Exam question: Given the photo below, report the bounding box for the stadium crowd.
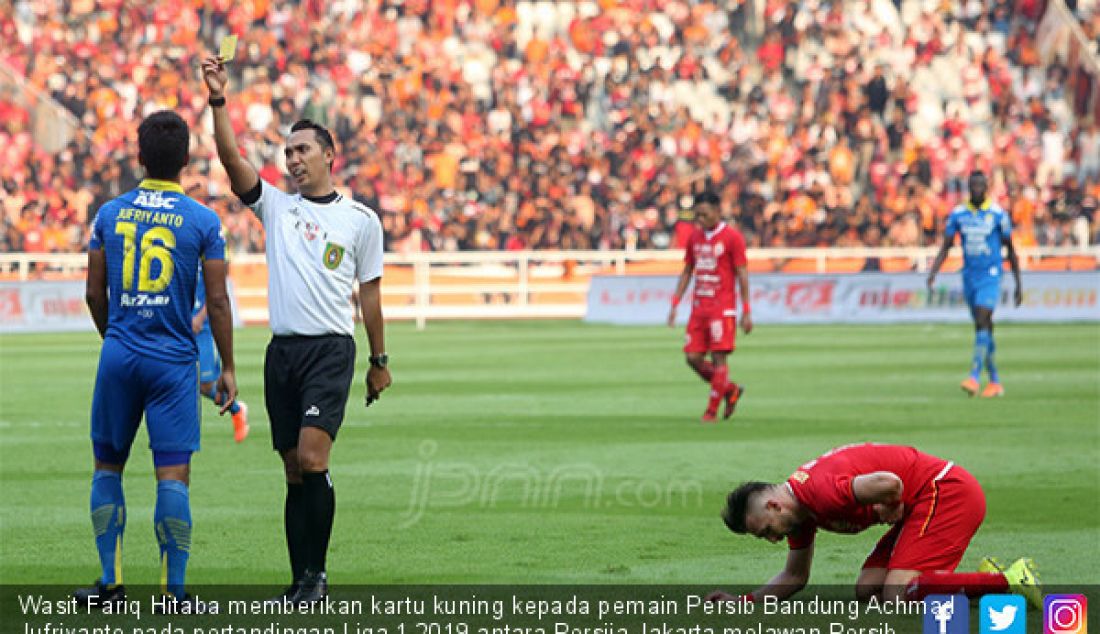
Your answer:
[1,0,1098,256]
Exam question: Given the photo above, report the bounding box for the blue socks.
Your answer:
[986,333,999,384]
[90,470,125,586]
[203,387,240,414]
[154,480,192,598]
[970,330,990,380]
[971,329,1000,383]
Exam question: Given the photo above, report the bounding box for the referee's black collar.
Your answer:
[301,191,340,204]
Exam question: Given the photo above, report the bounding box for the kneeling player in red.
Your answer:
[710,443,1041,607]
[668,191,752,422]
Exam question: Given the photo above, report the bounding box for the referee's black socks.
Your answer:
[284,482,308,583]
[301,470,336,576]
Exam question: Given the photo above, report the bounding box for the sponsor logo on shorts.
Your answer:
[305,405,321,417]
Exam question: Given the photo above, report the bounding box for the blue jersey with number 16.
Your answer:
[88,179,225,362]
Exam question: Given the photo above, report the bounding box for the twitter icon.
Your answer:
[981,594,1027,634]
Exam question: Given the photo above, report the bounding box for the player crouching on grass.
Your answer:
[667,191,752,422]
[709,443,1042,608]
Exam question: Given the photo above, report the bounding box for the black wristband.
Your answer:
[208,95,226,108]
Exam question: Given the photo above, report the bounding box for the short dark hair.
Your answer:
[137,111,189,180]
[721,481,772,533]
[290,119,336,153]
[695,190,721,207]
[969,170,987,182]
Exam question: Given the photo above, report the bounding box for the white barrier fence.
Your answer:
[586,271,1100,325]
[0,247,1096,332]
[0,280,244,333]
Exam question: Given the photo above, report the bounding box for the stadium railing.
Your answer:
[2,246,1096,327]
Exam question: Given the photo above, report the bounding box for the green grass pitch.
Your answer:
[1,321,1097,586]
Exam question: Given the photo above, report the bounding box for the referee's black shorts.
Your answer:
[264,334,356,451]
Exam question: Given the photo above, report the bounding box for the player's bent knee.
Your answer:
[854,568,887,601]
[296,448,329,472]
[881,569,921,602]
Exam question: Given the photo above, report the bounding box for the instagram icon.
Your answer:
[1045,595,1088,634]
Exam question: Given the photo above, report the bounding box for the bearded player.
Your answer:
[710,443,1041,607]
[667,191,752,422]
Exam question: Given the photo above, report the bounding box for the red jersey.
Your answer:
[685,223,748,315]
[784,443,951,549]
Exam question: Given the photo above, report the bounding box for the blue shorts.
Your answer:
[196,329,221,384]
[964,278,1001,310]
[91,338,200,457]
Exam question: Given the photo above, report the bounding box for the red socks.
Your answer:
[706,365,729,414]
[905,571,1009,599]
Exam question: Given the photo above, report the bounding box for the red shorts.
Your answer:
[861,464,985,572]
[684,311,736,354]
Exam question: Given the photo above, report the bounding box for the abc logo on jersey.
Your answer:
[1045,595,1087,634]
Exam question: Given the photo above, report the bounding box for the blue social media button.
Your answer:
[924,594,970,634]
[981,594,1027,634]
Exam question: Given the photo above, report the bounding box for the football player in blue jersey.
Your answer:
[77,111,237,605]
[193,266,249,442]
[928,171,1022,397]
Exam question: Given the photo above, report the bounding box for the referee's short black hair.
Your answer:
[721,481,772,534]
[137,111,189,180]
[291,119,336,153]
[695,190,721,207]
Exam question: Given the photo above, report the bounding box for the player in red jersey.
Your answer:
[709,443,1041,606]
[667,191,752,422]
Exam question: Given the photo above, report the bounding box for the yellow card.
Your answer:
[219,35,238,62]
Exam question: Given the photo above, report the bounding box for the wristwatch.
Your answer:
[369,354,389,369]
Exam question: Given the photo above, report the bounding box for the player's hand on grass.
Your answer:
[365,366,392,407]
[201,55,228,96]
[1014,285,1022,307]
[215,370,238,415]
[872,501,904,525]
[741,312,753,334]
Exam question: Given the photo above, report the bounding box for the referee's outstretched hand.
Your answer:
[365,366,392,407]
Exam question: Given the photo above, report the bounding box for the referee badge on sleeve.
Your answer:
[323,242,345,270]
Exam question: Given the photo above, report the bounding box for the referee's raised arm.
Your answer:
[201,55,259,196]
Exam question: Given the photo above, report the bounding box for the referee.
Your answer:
[202,55,391,601]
